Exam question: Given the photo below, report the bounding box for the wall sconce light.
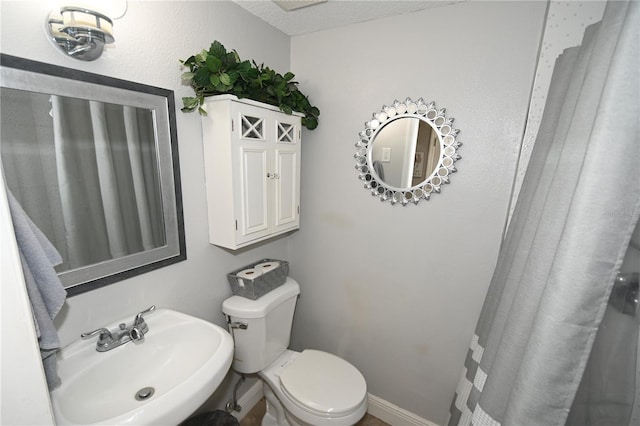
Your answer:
[46,6,114,61]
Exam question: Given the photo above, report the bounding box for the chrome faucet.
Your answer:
[81,305,156,352]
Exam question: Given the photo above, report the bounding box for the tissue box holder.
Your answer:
[227,259,289,300]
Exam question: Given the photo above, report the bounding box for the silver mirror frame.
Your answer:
[354,97,462,205]
[0,54,186,296]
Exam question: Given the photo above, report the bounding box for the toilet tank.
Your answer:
[222,277,300,374]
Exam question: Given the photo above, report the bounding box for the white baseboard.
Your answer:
[366,393,440,426]
[232,384,439,426]
[231,380,264,422]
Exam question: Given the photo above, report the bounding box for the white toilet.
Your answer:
[222,277,368,426]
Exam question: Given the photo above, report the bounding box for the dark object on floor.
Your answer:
[181,410,239,426]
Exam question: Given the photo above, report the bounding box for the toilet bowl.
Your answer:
[222,278,368,426]
[260,350,367,426]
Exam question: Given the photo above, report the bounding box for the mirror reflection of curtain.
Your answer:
[1,90,70,267]
[50,96,165,269]
[2,93,165,272]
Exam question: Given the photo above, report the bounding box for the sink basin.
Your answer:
[50,309,234,425]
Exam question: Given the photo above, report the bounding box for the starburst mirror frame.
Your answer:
[354,97,462,205]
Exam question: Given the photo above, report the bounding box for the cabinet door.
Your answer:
[272,117,300,234]
[234,105,270,245]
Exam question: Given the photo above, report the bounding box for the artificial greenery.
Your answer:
[180,41,320,130]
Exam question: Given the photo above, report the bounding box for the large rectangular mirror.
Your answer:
[0,54,186,296]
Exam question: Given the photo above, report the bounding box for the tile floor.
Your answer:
[239,398,389,426]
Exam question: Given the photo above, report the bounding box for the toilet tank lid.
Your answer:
[222,277,300,318]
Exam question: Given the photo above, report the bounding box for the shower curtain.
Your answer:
[50,96,164,268]
[449,1,639,425]
[1,95,164,271]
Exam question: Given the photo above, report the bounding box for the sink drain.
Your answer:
[135,387,155,401]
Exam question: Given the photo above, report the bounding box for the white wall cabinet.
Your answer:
[201,95,301,250]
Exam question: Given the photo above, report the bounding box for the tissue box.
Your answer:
[227,259,289,300]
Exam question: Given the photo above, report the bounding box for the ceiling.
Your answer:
[232,0,467,36]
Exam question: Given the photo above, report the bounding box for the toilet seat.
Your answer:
[279,350,367,417]
[260,350,368,425]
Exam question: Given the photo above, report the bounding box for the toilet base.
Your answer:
[262,382,294,426]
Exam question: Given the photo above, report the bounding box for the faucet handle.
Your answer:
[81,327,114,348]
[81,327,112,339]
[134,305,156,326]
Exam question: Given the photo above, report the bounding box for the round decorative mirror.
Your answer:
[354,97,461,205]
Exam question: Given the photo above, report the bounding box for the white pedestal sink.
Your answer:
[49,309,234,425]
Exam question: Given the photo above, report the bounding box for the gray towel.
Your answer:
[7,189,67,390]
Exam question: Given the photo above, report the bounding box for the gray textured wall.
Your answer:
[289,2,546,423]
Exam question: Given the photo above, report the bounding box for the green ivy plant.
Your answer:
[180,41,320,130]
